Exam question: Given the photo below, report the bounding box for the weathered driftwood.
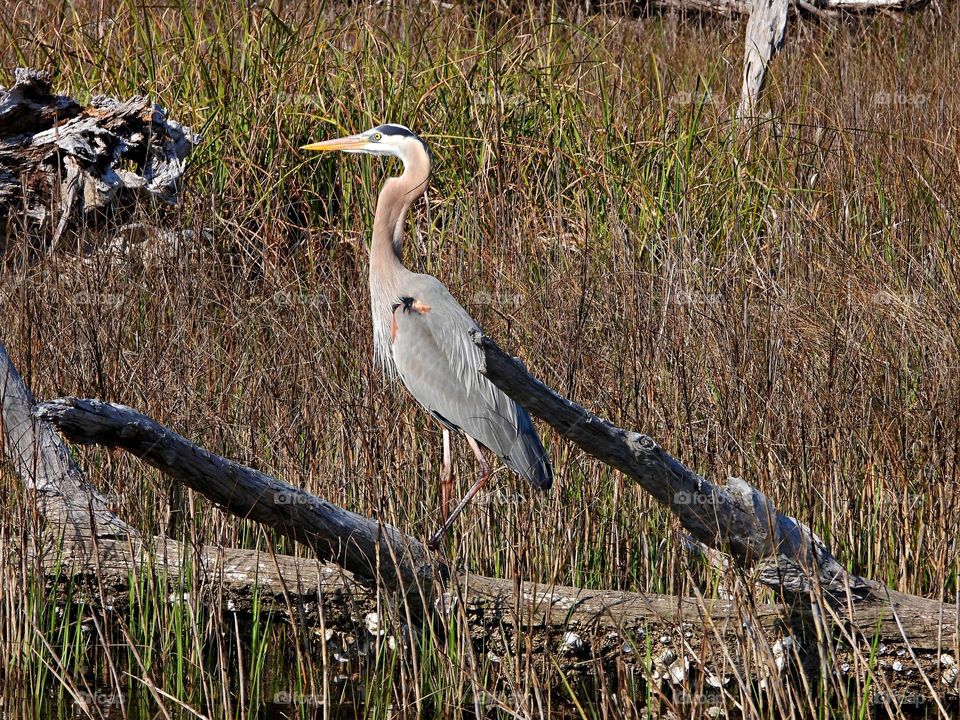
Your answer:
[1,336,956,701]
[592,0,927,121]
[0,68,197,242]
[739,0,789,118]
[727,0,928,121]
[30,396,439,603]
[0,340,803,667]
[23,355,959,653]
[472,332,945,614]
[0,341,371,629]
[0,335,133,542]
[650,0,927,14]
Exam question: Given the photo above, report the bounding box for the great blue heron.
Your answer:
[302,123,552,550]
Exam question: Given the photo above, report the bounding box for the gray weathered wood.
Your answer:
[0,341,133,540]
[650,0,926,14]
[1,340,361,604]
[30,378,959,654]
[472,331,883,607]
[1,339,953,698]
[33,396,440,601]
[739,0,789,118]
[0,68,197,243]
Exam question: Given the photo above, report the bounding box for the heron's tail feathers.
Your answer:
[505,405,553,490]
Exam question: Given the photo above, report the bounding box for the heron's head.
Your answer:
[301,124,429,169]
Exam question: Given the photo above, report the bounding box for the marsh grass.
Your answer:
[0,0,958,717]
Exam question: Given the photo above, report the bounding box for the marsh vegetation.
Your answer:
[0,1,958,717]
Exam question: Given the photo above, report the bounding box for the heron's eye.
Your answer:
[372,132,383,141]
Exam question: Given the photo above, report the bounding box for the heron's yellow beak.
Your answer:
[300,134,369,153]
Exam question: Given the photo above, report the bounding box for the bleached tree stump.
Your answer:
[739,0,789,118]
[650,0,927,14]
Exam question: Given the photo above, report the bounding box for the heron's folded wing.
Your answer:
[390,277,552,488]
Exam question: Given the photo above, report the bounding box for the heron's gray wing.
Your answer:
[390,276,552,490]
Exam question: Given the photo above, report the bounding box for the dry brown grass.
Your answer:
[1,1,958,716]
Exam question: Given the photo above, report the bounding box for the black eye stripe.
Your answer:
[375,124,416,138]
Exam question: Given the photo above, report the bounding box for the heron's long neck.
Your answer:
[369,156,429,370]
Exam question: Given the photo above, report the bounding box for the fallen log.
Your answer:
[28,396,438,602]
[472,334,960,662]
[0,339,807,696]
[23,349,960,651]
[0,68,198,244]
[473,333,866,605]
[0,330,133,542]
[1,330,956,703]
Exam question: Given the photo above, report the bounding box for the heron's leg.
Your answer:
[428,436,491,551]
[440,428,453,520]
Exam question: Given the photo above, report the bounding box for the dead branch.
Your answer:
[31,396,439,602]
[0,337,952,700]
[473,332,877,606]
[0,334,133,541]
[24,352,959,653]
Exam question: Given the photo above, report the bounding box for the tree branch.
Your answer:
[32,396,440,603]
[471,331,873,606]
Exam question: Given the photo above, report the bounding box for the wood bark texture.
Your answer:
[739,0,789,118]
[649,0,927,14]
[473,332,873,605]
[0,68,197,242]
[31,395,439,602]
[24,351,959,651]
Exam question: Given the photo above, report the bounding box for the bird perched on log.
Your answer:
[302,123,552,549]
